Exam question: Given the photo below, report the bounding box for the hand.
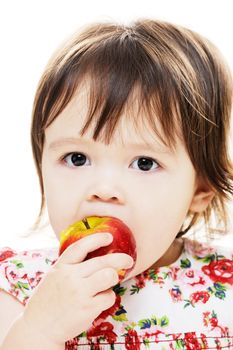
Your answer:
[22,233,134,346]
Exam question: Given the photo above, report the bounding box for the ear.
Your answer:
[189,177,215,213]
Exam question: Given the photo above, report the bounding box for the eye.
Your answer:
[60,153,159,171]
[130,156,159,172]
[62,152,90,167]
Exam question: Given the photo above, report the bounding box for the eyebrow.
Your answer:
[48,137,173,154]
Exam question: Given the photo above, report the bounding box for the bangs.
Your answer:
[43,29,181,151]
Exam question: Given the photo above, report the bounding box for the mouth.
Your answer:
[81,214,120,222]
[79,214,132,235]
[78,214,132,235]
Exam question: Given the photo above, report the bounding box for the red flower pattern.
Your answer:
[0,242,233,349]
[125,329,140,350]
[135,274,146,289]
[183,332,202,350]
[202,258,233,284]
[185,269,194,278]
[0,248,16,262]
[190,291,210,304]
[169,287,182,302]
[87,322,117,345]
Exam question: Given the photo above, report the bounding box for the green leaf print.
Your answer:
[162,272,169,279]
[130,284,140,294]
[211,310,217,318]
[113,284,127,296]
[207,286,214,295]
[148,269,159,280]
[17,281,30,290]
[184,300,192,308]
[180,258,191,268]
[213,282,227,291]
[143,338,150,348]
[112,312,128,322]
[212,283,227,300]
[138,318,152,329]
[215,290,226,299]
[137,315,169,330]
[159,316,169,327]
[45,258,54,265]
[175,339,185,349]
[198,254,216,263]
[124,324,135,332]
[77,331,87,338]
[15,281,30,296]
[216,254,225,261]
[151,316,158,325]
[11,260,24,269]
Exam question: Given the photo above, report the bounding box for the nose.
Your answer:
[87,184,124,204]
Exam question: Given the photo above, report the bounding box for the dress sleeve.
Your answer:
[0,246,58,305]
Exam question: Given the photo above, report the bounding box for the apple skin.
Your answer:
[59,216,137,281]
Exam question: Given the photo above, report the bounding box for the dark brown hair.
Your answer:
[30,19,233,236]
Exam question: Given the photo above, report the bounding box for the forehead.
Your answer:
[44,78,179,152]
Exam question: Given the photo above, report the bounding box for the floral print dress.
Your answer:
[0,237,233,349]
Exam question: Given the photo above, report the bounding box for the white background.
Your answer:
[0,0,232,250]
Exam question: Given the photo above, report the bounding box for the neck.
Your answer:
[150,237,184,270]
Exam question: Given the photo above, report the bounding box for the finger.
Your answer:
[57,233,113,264]
[85,267,120,296]
[92,289,116,315]
[77,253,134,278]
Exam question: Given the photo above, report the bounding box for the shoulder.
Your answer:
[183,236,233,272]
[183,236,233,260]
[0,246,58,305]
[181,237,233,296]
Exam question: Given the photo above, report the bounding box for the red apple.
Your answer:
[59,216,137,281]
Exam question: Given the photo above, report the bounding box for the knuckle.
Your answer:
[96,255,107,268]
[104,268,118,282]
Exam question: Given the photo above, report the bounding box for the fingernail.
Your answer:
[123,258,134,268]
[105,233,113,243]
[128,258,134,267]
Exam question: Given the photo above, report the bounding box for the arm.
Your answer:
[1,234,133,348]
[0,291,62,350]
[1,316,63,350]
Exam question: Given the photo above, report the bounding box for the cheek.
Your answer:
[132,173,195,249]
[41,163,79,237]
[136,173,194,218]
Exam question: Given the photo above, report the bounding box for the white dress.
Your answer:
[0,237,233,349]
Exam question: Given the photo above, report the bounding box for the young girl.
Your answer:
[0,18,233,350]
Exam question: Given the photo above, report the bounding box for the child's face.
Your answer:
[41,82,203,278]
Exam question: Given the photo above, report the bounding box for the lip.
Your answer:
[81,213,121,222]
[77,212,134,232]
[80,213,130,229]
